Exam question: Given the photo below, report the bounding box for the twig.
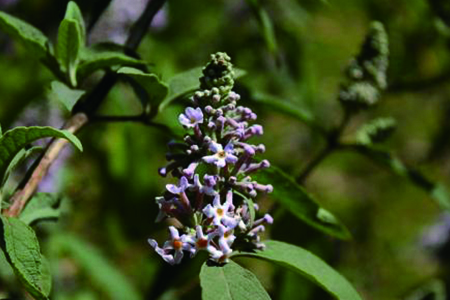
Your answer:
[4,113,88,217]
[2,0,167,217]
[295,108,351,184]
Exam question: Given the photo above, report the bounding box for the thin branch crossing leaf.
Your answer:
[0,126,82,184]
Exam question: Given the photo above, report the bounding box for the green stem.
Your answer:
[295,108,351,184]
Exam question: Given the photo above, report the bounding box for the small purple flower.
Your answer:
[203,142,238,168]
[192,226,221,256]
[148,226,194,265]
[166,176,189,194]
[203,194,238,228]
[201,175,218,196]
[179,107,204,128]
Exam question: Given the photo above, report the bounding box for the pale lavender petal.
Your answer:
[209,141,223,153]
[166,183,181,194]
[178,114,192,127]
[203,155,218,164]
[225,154,238,164]
[203,204,215,218]
[169,226,180,240]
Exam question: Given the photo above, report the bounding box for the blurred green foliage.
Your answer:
[1,0,450,299]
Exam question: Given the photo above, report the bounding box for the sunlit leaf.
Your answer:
[0,216,51,299]
[252,166,351,239]
[232,240,362,300]
[200,260,271,300]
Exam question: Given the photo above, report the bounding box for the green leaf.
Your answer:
[0,126,83,184]
[232,240,362,300]
[49,81,85,111]
[200,260,271,300]
[245,0,278,57]
[19,193,61,225]
[77,46,145,80]
[57,19,82,87]
[64,1,86,44]
[2,146,43,187]
[252,166,351,240]
[117,67,169,113]
[250,93,325,134]
[347,145,450,211]
[0,11,50,58]
[0,216,51,299]
[404,279,446,300]
[158,67,246,112]
[50,234,141,300]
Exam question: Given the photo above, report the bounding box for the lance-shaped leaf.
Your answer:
[50,234,141,300]
[252,166,351,239]
[0,126,82,184]
[345,144,450,211]
[49,81,85,111]
[2,146,43,188]
[57,19,82,87]
[0,216,51,300]
[64,1,86,44]
[0,12,50,58]
[117,67,169,114]
[77,46,145,80]
[200,260,271,300]
[245,0,279,58]
[19,193,61,226]
[158,67,247,112]
[250,92,325,134]
[232,240,362,300]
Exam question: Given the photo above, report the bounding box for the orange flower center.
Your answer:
[173,239,183,250]
[197,238,208,248]
[216,208,224,216]
[217,150,226,158]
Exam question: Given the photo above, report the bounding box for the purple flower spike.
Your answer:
[150,53,273,265]
[203,142,238,168]
[179,107,204,128]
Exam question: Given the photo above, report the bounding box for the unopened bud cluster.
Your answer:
[339,21,389,111]
[148,53,273,265]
